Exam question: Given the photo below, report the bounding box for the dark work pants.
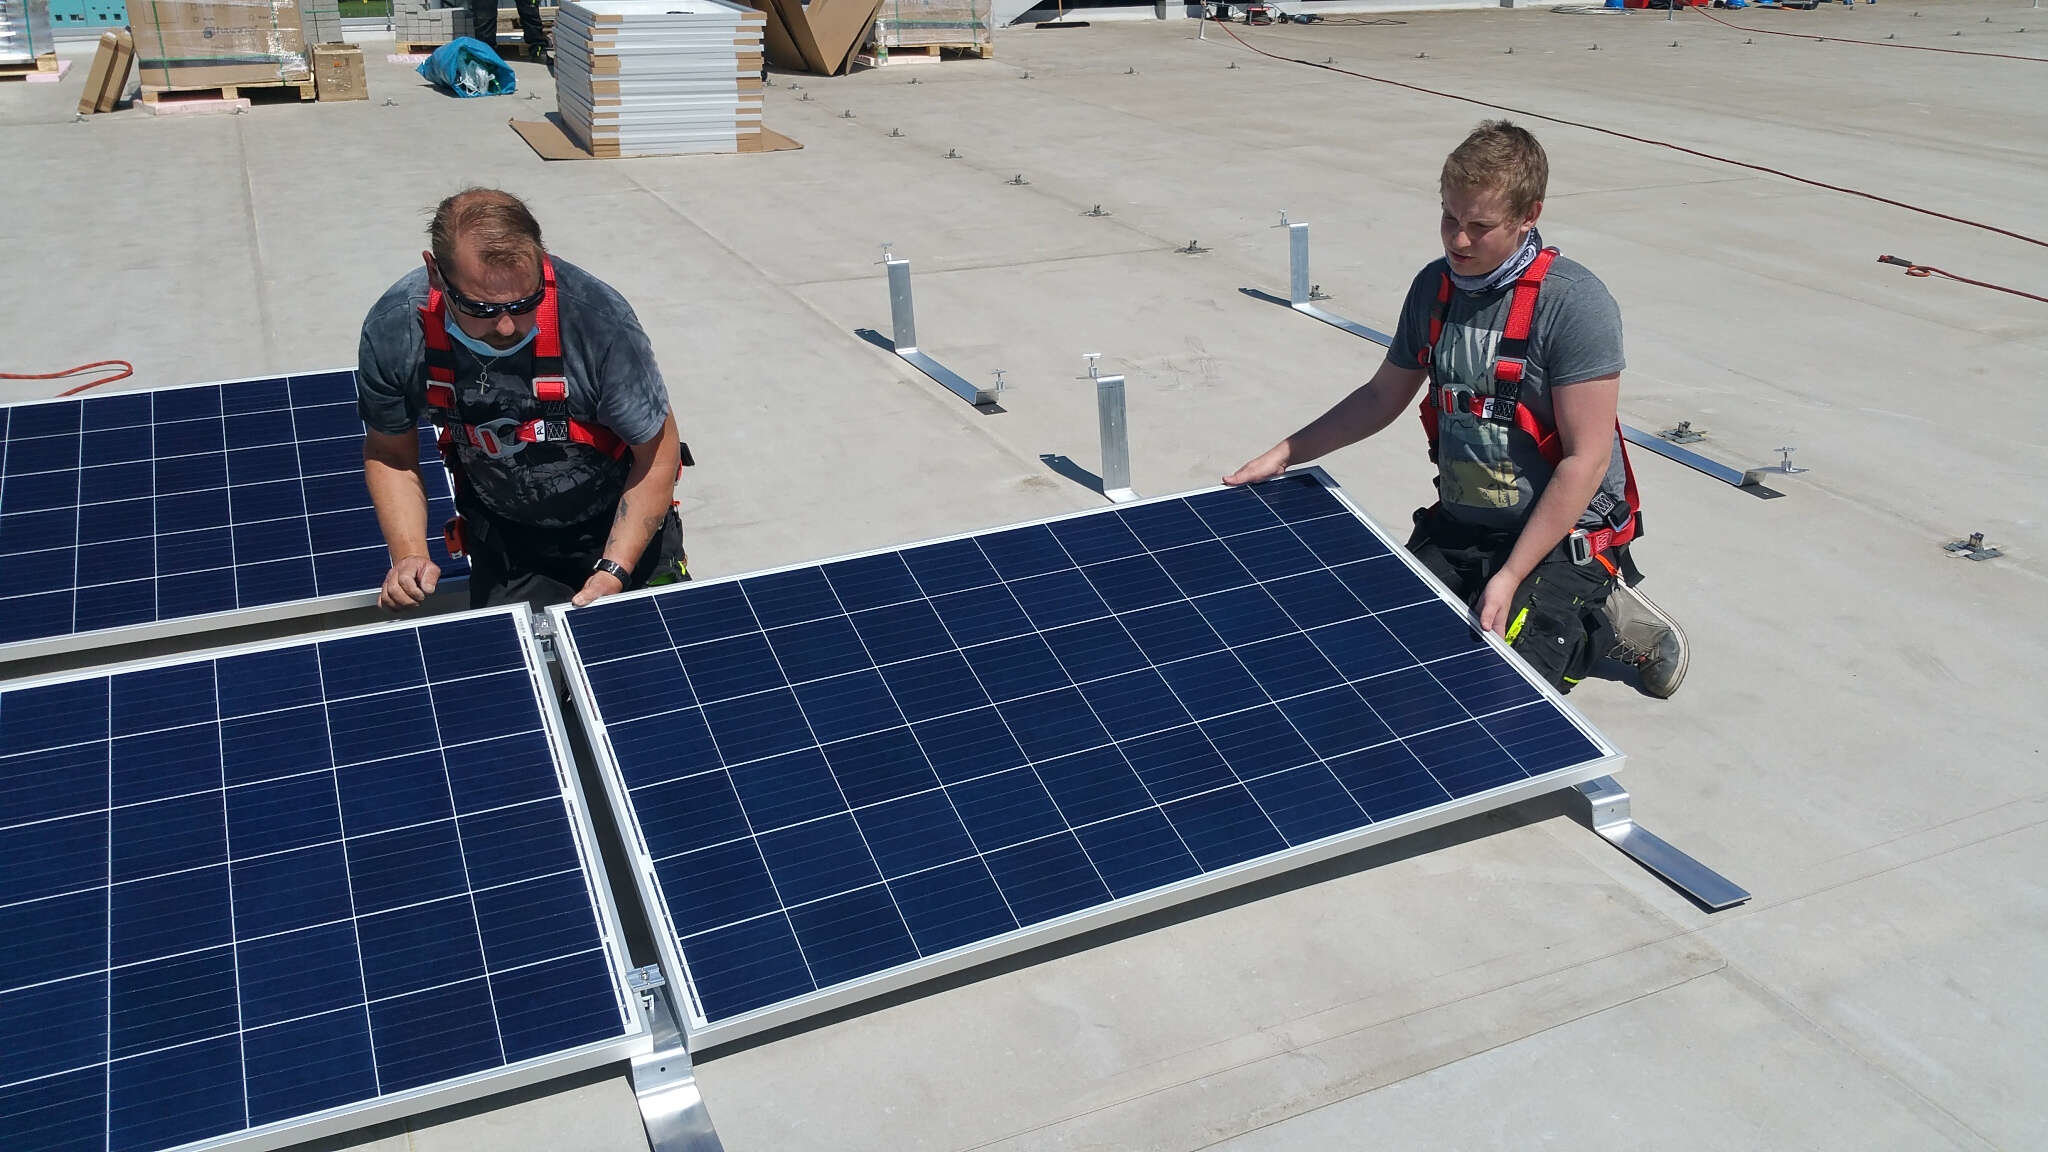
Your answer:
[1404,507,1623,693]
[461,500,688,612]
[471,0,547,50]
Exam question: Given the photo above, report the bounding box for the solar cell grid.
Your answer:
[557,471,1617,1047]
[0,608,640,1152]
[0,371,466,658]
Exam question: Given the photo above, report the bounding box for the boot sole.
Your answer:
[1618,581,1688,697]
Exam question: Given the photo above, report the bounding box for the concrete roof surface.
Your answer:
[3,2,2043,1148]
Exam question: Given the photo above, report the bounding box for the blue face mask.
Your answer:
[443,306,538,359]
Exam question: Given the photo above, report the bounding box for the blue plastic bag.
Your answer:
[417,37,516,98]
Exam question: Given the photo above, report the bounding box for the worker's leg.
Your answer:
[468,0,497,48]
[517,0,547,50]
[1500,551,1615,693]
[457,506,578,610]
[1404,506,1496,603]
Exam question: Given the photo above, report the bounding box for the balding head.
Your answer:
[428,188,545,275]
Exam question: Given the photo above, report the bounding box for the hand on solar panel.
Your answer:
[1477,568,1517,636]
[1222,441,1291,487]
[380,553,441,610]
[571,566,626,607]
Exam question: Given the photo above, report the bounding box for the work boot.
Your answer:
[1604,581,1688,699]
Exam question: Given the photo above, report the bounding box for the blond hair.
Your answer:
[1440,120,1548,219]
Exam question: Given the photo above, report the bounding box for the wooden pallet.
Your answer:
[0,53,60,81]
[397,41,454,54]
[139,77,317,106]
[873,41,991,60]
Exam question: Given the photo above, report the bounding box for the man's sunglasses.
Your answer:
[444,279,546,319]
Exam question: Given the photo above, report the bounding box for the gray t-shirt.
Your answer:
[357,257,670,528]
[1387,254,1628,533]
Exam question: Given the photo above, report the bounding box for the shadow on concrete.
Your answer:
[1040,452,1104,496]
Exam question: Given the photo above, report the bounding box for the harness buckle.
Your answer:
[466,417,527,459]
[1567,528,1594,566]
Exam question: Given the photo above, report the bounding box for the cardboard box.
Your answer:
[130,0,309,90]
[312,41,364,99]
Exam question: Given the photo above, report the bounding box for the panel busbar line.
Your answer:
[0,369,466,663]
[0,606,646,1152]
[553,469,1620,1049]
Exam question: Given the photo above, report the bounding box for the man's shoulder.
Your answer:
[364,267,432,335]
[1536,254,1614,302]
[550,256,637,326]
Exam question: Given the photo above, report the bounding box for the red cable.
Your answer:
[1215,21,2048,249]
[0,361,136,397]
[1878,256,2048,304]
[1687,6,2046,63]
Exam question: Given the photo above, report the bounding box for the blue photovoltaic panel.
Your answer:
[0,608,639,1152]
[0,371,466,656]
[556,471,1618,1046]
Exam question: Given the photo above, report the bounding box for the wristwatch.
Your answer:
[591,557,632,585]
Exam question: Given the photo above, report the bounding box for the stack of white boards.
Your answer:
[554,0,767,157]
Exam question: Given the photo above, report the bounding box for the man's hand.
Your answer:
[1477,569,1521,637]
[572,567,626,607]
[380,554,440,611]
[1224,443,1291,487]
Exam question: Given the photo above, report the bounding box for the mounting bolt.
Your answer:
[1083,203,1111,217]
[1309,283,1329,300]
[842,108,856,118]
[1505,45,1513,53]
[889,127,904,137]
[1019,70,1032,78]
[1125,65,1137,74]
[908,75,920,84]
[1227,60,1238,68]
[1415,50,1426,58]
[1175,239,1209,255]
[1081,353,1102,380]
[1323,55,1335,63]
[801,92,812,101]
[943,147,960,158]
[992,369,1008,393]
[1008,173,1030,185]
[1775,446,1797,471]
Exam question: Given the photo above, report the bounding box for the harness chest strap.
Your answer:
[1413,247,1643,550]
[418,256,629,462]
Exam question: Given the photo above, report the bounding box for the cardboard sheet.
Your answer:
[510,113,800,159]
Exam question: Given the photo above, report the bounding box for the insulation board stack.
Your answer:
[395,0,470,45]
[0,0,53,64]
[299,0,344,47]
[554,0,766,158]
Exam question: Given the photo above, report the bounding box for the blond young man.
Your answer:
[1228,121,1685,697]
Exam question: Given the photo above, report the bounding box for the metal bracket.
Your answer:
[1083,355,1138,503]
[1945,532,2002,561]
[1566,776,1749,911]
[1619,425,1786,499]
[883,251,1000,407]
[629,966,726,1152]
[1657,420,1705,444]
[1278,214,1395,345]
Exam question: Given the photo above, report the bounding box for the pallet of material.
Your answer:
[553,0,767,157]
[0,0,53,68]
[873,0,987,50]
[139,76,318,105]
[0,51,55,78]
[75,27,133,112]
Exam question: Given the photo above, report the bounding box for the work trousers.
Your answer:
[1404,507,1628,694]
[461,499,688,611]
[471,0,547,50]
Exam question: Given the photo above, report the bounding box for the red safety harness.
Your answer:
[420,256,630,466]
[1415,247,1643,558]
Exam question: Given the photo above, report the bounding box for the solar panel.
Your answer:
[0,606,645,1152]
[0,370,466,661]
[552,468,1620,1049]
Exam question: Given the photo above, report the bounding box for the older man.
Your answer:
[356,187,686,611]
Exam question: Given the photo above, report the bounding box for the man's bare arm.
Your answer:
[573,411,682,607]
[363,427,439,610]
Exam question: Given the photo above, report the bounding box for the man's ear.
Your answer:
[1522,200,1545,231]
[423,251,444,292]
